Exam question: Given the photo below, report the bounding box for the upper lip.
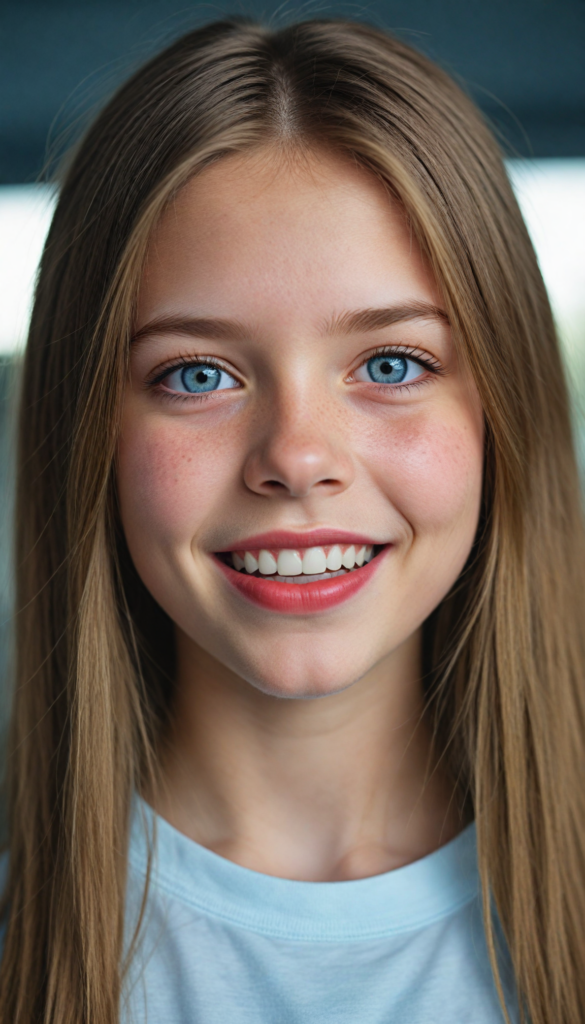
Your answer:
[214,529,385,552]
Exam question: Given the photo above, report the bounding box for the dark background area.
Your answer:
[2,0,585,184]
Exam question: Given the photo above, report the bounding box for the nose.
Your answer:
[243,404,354,500]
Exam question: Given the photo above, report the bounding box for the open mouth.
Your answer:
[213,539,387,613]
[215,543,382,583]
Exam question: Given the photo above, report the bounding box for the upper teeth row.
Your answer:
[232,545,374,575]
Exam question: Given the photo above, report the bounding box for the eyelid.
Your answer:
[358,344,442,371]
[349,344,445,382]
[144,354,242,390]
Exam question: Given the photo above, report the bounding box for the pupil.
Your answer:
[380,361,392,374]
[196,370,208,383]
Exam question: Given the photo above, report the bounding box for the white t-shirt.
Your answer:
[123,799,517,1023]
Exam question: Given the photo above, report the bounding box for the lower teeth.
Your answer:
[270,568,350,584]
[235,567,355,583]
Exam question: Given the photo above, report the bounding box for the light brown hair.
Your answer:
[1,18,584,1023]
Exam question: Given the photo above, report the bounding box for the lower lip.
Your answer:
[213,548,388,614]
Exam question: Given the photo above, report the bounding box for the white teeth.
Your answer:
[234,543,377,576]
[302,547,327,574]
[325,545,342,571]
[258,549,277,575]
[277,549,302,576]
[341,545,356,569]
[244,551,259,574]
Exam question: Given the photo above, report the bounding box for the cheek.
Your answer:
[117,410,238,546]
[363,405,484,539]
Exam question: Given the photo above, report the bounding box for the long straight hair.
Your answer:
[1,19,584,1023]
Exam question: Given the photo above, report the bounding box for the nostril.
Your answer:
[261,477,342,495]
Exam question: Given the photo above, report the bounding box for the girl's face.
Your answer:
[119,148,484,698]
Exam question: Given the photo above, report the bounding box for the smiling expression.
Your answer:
[117,147,484,697]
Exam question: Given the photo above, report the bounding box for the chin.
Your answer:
[236,647,370,700]
[252,676,358,701]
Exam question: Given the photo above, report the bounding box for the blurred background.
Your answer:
[1,0,584,695]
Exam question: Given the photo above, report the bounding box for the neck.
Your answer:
[150,629,463,881]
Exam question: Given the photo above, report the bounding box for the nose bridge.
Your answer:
[243,375,353,499]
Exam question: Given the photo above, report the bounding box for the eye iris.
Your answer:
[181,364,221,393]
[367,355,407,384]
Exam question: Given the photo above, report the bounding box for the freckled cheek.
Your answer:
[117,413,240,544]
[362,414,484,533]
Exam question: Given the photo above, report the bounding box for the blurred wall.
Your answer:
[2,0,585,184]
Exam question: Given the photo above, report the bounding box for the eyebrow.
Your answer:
[132,301,449,345]
[324,301,450,335]
[132,315,249,344]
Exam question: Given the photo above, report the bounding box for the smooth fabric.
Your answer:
[123,799,516,1023]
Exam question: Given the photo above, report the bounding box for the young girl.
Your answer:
[1,18,584,1024]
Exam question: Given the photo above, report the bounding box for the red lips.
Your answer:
[213,528,380,553]
[214,545,387,614]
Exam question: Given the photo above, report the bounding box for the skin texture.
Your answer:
[118,147,484,880]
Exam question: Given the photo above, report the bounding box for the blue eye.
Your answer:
[163,363,238,394]
[354,354,425,385]
[367,355,407,383]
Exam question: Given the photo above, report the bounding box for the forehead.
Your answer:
[137,146,441,331]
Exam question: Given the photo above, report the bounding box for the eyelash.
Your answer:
[144,344,445,402]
